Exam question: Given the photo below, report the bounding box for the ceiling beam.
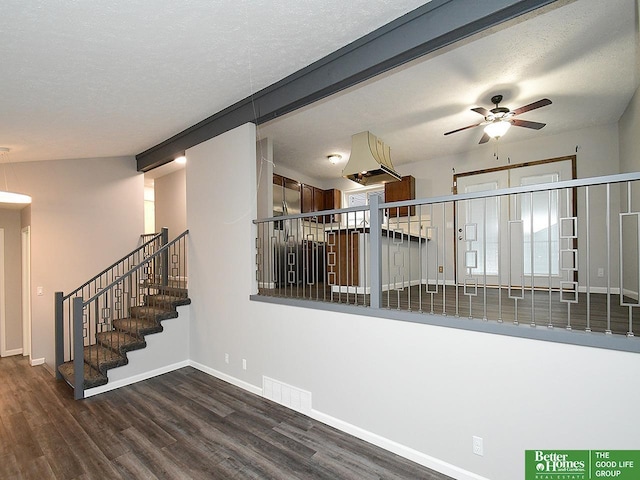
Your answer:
[136,0,558,172]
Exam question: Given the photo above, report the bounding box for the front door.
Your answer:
[455,158,575,291]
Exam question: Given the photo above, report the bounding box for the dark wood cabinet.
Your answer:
[384,175,415,217]
[301,184,325,215]
[275,175,341,222]
[301,183,314,214]
[322,189,342,223]
[301,184,341,222]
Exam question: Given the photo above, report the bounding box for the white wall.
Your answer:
[12,156,144,369]
[185,123,640,480]
[154,168,187,239]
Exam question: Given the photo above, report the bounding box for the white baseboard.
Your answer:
[1,347,23,357]
[623,288,639,301]
[84,360,190,398]
[188,360,262,396]
[309,409,489,480]
[193,366,483,480]
[30,357,45,366]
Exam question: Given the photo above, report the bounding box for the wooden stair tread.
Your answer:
[113,317,163,337]
[58,361,108,389]
[84,344,127,374]
[143,283,189,297]
[96,331,146,353]
[130,305,178,321]
[144,294,191,307]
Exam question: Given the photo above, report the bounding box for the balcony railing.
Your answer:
[253,172,640,352]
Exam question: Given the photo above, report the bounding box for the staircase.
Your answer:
[58,285,190,390]
[55,229,190,399]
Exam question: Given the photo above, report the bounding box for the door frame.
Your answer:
[0,228,6,357]
[21,226,31,358]
[452,155,577,285]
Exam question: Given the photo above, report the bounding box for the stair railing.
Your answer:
[62,229,188,399]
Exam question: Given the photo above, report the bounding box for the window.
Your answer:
[520,173,560,276]
[346,189,384,227]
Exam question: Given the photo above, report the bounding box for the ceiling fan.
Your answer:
[444,94,552,144]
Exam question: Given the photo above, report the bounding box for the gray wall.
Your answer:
[154,168,187,240]
[0,208,23,353]
[186,123,640,480]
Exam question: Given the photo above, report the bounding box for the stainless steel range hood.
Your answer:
[342,131,401,185]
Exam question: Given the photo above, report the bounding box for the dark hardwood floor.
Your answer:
[0,355,452,480]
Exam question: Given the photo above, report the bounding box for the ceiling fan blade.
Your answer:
[471,107,489,116]
[478,132,490,144]
[444,122,484,136]
[511,119,546,130]
[512,98,552,115]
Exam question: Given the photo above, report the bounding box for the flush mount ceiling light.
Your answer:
[0,148,31,205]
[327,154,342,165]
[484,119,511,139]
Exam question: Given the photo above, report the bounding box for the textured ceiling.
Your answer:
[0,0,429,162]
[260,0,640,180]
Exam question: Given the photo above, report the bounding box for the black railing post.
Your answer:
[161,227,169,286]
[55,292,64,380]
[72,297,85,400]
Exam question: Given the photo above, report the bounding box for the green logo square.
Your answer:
[526,450,588,479]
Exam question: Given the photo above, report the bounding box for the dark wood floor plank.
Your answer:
[75,409,130,461]
[112,451,160,480]
[34,422,85,479]
[21,455,57,480]
[0,452,23,480]
[118,426,188,480]
[4,412,45,470]
[0,355,453,480]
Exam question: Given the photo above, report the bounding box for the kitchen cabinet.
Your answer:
[322,189,341,223]
[301,184,341,222]
[301,184,325,215]
[384,175,415,217]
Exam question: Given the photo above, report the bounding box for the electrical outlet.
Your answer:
[242,359,247,370]
[473,436,483,456]
[438,265,443,273]
[597,268,604,278]
[224,353,229,364]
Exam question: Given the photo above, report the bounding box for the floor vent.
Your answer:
[262,376,312,415]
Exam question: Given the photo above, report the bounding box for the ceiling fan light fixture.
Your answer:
[484,120,511,138]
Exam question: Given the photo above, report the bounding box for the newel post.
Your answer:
[54,292,64,380]
[72,297,85,400]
